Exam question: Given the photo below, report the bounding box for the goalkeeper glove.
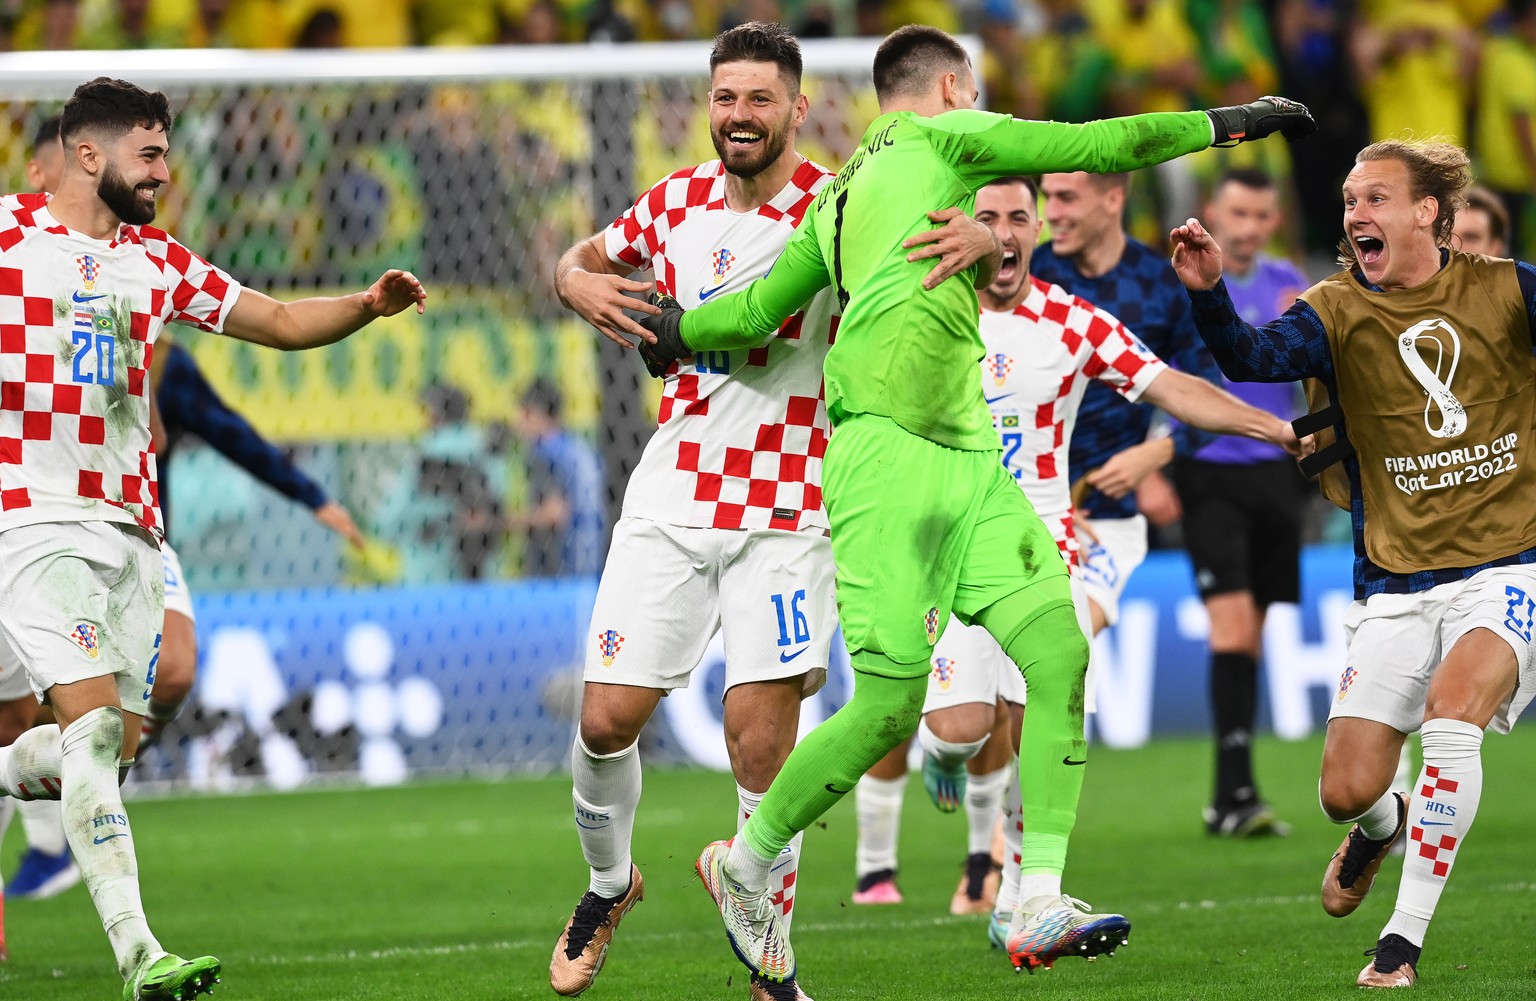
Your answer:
[1206,96,1315,147]
[637,293,689,378]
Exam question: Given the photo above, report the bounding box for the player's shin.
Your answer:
[731,667,926,889]
[986,599,1090,886]
[570,735,642,898]
[1382,718,1484,947]
[59,707,161,980]
[0,724,63,800]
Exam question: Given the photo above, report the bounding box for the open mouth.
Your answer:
[995,249,1019,281]
[727,129,762,148]
[1355,235,1385,265]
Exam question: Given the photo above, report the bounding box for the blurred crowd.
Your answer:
[2,0,1532,256]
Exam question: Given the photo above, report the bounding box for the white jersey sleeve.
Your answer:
[601,160,839,533]
[0,193,243,536]
[979,277,1166,564]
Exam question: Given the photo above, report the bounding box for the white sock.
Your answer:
[0,724,62,800]
[19,798,68,855]
[993,769,1023,919]
[739,785,803,932]
[1351,789,1404,840]
[570,735,641,899]
[724,836,775,893]
[854,774,905,878]
[1381,718,1484,947]
[964,764,1011,857]
[1018,872,1063,904]
[916,718,989,769]
[60,707,160,980]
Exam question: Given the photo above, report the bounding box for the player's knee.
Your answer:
[999,602,1088,697]
[0,698,35,746]
[1317,771,1382,824]
[578,709,645,756]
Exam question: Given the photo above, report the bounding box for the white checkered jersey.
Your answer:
[980,276,1166,565]
[605,158,837,533]
[0,193,242,535]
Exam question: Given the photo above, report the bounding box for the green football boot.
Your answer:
[123,953,221,1001]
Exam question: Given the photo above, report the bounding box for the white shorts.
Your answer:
[0,521,164,710]
[1330,565,1536,734]
[923,576,1096,714]
[1077,514,1148,628]
[162,541,196,623]
[583,518,833,697]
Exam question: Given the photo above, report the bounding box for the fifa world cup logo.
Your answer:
[931,657,958,691]
[596,629,625,667]
[1397,318,1466,439]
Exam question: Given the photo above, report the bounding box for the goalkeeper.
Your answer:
[640,24,1314,984]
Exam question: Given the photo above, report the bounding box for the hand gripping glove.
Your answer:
[1206,96,1316,147]
[637,293,688,378]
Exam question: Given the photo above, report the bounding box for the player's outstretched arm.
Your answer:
[901,208,1003,291]
[555,233,662,348]
[222,270,426,350]
[314,500,366,549]
[1139,369,1302,455]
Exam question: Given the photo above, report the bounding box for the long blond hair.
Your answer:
[1337,138,1473,268]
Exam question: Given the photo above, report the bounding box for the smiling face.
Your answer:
[1342,157,1441,290]
[1041,172,1121,260]
[975,179,1041,311]
[92,123,170,225]
[1205,179,1280,275]
[708,60,805,180]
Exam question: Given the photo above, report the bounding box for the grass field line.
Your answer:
[245,881,1536,969]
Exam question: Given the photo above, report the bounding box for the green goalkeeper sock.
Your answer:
[739,660,926,865]
[979,593,1089,877]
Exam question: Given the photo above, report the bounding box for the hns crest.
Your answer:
[931,657,958,691]
[70,622,100,660]
[596,628,626,667]
[1336,664,1358,702]
[710,248,736,286]
[76,254,100,291]
[924,606,940,645]
[985,353,1013,386]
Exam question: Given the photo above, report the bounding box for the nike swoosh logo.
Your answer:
[72,291,107,303]
[698,284,729,301]
[779,646,808,663]
[985,393,1014,404]
[1419,819,1453,826]
[93,833,128,844]
[575,818,607,830]
[824,783,851,795]
[1062,757,1087,766]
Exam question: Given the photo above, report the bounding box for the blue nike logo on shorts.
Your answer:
[779,646,807,663]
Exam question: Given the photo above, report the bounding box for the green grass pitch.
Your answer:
[2,730,1533,1000]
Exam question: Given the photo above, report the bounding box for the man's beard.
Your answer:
[98,163,157,225]
[711,121,790,180]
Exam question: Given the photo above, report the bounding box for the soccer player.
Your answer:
[1167,167,1309,838]
[639,24,1311,983]
[2,117,369,910]
[1451,184,1512,258]
[1031,170,1224,641]
[1172,138,1536,988]
[546,23,997,1001]
[0,77,424,1001]
[906,174,1301,950]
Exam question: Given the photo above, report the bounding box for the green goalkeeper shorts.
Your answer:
[823,414,1070,673]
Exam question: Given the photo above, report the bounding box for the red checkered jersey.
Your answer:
[980,276,1166,565]
[0,193,242,535]
[605,159,837,532]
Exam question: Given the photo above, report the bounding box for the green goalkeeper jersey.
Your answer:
[680,108,1213,451]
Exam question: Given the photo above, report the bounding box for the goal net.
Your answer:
[0,40,902,787]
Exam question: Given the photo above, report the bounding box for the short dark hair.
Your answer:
[522,377,564,419]
[873,25,970,102]
[986,175,1040,202]
[32,114,61,153]
[59,78,172,146]
[421,382,470,424]
[1462,184,1509,245]
[710,21,803,93]
[1214,166,1275,194]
